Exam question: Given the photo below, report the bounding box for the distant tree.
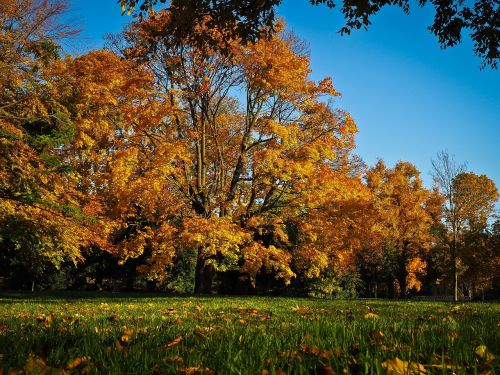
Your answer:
[452,172,498,232]
[432,151,499,300]
[431,150,466,301]
[366,160,443,298]
[460,226,499,298]
[452,172,498,297]
[118,0,499,68]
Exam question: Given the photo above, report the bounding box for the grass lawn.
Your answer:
[0,293,498,374]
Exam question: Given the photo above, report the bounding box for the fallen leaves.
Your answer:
[24,356,68,375]
[2,300,498,375]
[381,358,426,374]
[66,356,91,370]
[181,367,214,375]
[37,314,54,329]
[165,335,183,349]
[121,327,134,342]
[475,345,495,362]
[115,340,123,351]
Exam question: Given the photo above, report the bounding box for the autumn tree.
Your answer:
[430,150,467,301]
[97,13,362,293]
[451,172,498,297]
[119,0,499,68]
[366,160,443,298]
[0,0,110,288]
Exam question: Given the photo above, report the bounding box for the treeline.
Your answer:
[0,0,498,298]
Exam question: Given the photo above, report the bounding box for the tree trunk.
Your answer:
[398,273,408,299]
[194,250,215,294]
[398,245,408,299]
[194,250,204,294]
[452,234,458,302]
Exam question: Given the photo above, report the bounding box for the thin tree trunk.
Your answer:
[194,249,205,294]
[452,232,458,302]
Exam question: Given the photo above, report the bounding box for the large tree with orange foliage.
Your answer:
[90,13,362,293]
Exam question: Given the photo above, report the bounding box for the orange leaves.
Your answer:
[239,28,312,97]
[165,335,183,349]
[1,0,369,291]
[66,356,91,370]
[240,242,295,285]
[406,257,427,292]
[366,160,444,295]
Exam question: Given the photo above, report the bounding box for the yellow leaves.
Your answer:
[24,355,68,375]
[475,345,495,362]
[442,315,456,324]
[180,217,250,271]
[240,29,312,96]
[381,358,426,374]
[181,367,214,375]
[364,312,380,319]
[0,119,24,139]
[110,147,139,191]
[294,246,329,279]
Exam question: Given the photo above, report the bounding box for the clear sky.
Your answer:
[66,0,499,190]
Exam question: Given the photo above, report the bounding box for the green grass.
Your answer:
[0,293,498,374]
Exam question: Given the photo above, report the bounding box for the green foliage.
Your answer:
[307,269,363,299]
[0,216,57,285]
[25,112,76,152]
[163,249,197,294]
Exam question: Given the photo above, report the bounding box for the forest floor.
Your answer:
[0,293,498,374]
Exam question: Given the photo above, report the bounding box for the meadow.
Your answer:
[0,293,498,374]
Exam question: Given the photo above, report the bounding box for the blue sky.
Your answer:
[66,0,499,190]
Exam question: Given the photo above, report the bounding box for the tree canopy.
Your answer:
[119,0,499,68]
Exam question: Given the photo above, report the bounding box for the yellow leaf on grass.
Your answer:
[381,358,426,374]
[25,355,68,375]
[442,316,456,324]
[475,345,495,361]
[182,367,214,375]
[364,312,380,319]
